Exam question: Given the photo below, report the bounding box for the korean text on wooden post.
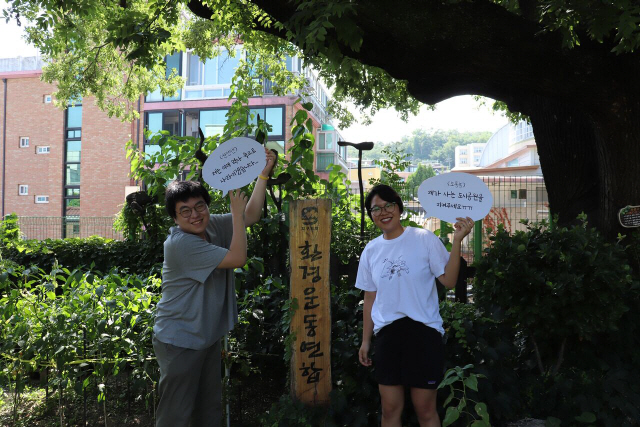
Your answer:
[289,199,332,405]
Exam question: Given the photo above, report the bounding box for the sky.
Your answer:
[0,6,507,143]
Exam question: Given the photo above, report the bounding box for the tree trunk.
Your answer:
[518,96,640,265]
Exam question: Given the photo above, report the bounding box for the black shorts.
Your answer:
[373,317,444,389]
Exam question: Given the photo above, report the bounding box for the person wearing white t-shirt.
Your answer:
[356,184,473,427]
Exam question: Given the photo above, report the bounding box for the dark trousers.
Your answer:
[153,336,222,427]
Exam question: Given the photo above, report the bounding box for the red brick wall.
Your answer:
[0,77,64,218]
[0,75,142,224]
[80,99,141,217]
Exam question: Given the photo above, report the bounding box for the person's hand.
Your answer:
[359,341,372,367]
[453,216,474,242]
[228,189,248,218]
[261,147,277,177]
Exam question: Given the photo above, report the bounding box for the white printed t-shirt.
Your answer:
[355,226,450,336]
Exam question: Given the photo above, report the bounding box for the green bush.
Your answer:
[1,237,163,277]
[473,216,640,425]
[0,265,160,424]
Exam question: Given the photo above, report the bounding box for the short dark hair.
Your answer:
[364,184,404,220]
[165,180,211,219]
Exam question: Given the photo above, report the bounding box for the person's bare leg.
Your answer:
[379,384,404,427]
[410,387,440,427]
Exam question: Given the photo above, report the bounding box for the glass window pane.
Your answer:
[223,88,232,97]
[204,89,222,98]
[249,108,265,127]
[166,52,181,78]
[326,132,333,150]
[185,90,202,99]
[65,199,80,217]
[266,107,283,136]
[66,140,81,162]
[67,130,75,138]
[200,109,228,138]
[266,140,285,155]
[66,164,80,185]
[218,51,239,84]
[188,53,201,85]
[145,144,161,156]
[204,58,217,85]
[148,113,163,134]
[162,111,180,135]
[285,55,293,71]
[67,105,82,128]
[319,133,326,150]
[200,109,228,126]
[146,88,162,102]
[75,130,82,138]
[203,125,224,138]
[66,188,80,196]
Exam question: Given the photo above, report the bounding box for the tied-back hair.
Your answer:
[165,180,211,219]
[364,184,404,220]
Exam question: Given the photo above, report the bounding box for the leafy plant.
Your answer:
[438,364,490,427]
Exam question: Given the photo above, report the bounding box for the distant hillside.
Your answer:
[348,128,493,167]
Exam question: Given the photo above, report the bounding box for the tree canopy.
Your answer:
[4,0,640,253]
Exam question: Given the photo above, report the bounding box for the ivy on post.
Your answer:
[289,199,332,405]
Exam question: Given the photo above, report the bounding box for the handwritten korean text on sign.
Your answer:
[202,137,266,192]
[418,172,493,223]
[289,199,332,405]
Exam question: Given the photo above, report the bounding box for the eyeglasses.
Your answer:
[370,202,397,217]
[178,201,208,218]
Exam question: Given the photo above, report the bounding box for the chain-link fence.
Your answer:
[15,216,123,240]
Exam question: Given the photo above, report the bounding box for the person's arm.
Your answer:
[437,216,474,289]
[244,148,276,226]
[217,190,249,269]
[358,290,376,366]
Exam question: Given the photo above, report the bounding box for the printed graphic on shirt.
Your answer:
[381,256,410,280]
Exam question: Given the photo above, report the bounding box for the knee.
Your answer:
[412,400,437,423]
[381,399,404,420]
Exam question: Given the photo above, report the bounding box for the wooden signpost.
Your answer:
[289,199,332,405]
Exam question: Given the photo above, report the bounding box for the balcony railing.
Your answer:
[316,152,348,172]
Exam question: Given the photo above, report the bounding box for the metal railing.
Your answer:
[343,176,549,264]
[14,217,124,240]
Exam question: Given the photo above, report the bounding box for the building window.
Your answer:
[145,110,181,155]
[474,147,483,153]
[19,185,28,195]
[507,158,519,167]
[459,149,467,155]
[64,103,82,221]
[185,49,240,99]
[318,131,334,150]
[20,137,29,148]
[146,52,182,102]
[37,146,51,154]
[510,189,527,199]
[43,94,52,104]
[460,158,467,164]
[512,120,534,143]
[35,195,49,203]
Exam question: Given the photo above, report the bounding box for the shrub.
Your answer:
[1,237,163,277]
[473,215,640,425]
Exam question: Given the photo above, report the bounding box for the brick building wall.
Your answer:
[1,76,64,217]
[0,73,141,224]
[80,99,142,217]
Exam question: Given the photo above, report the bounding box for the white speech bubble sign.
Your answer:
[202,137,266,192]
[417,172,493,223]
